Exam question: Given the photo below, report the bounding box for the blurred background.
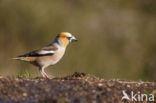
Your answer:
[0,0,156,81]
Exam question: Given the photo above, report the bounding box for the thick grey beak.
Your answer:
[70,36,78,42]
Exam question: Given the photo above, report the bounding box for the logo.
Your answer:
[121,90,154,102]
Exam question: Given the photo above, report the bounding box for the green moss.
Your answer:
[17,71,32,78]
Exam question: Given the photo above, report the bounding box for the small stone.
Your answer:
[23,93,27,97]
[127,85,130,88]
[98,83,103,87]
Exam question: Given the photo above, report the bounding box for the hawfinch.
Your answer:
[13,32,78,78]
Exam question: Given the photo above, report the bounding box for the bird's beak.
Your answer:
[70,36,78,42]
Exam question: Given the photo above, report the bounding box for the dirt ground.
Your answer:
[0,72,155,103]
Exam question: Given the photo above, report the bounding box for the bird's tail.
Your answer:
[11,57,35,62]
[12,57,20,60]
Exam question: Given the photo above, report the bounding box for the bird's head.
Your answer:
[55,32,78,47]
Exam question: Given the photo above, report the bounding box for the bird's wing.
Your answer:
[18,44,58,57]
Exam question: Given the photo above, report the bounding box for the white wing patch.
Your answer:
[39,50,55,55]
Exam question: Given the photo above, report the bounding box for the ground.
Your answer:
[0,72,155,103]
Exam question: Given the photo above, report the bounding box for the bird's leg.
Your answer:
[40,70,46,78]
[43,72,49,79]
[39,67,49,79]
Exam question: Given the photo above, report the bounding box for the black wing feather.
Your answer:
[18,44,58,57]
[18,51,54,57]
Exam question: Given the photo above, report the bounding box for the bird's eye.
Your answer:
[67,37,71,40]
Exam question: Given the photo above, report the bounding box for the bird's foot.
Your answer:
[40,71,50,79]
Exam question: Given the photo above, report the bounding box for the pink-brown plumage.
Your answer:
[13,32,77,78]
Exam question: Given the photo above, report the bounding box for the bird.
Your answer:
[12,32,78,78]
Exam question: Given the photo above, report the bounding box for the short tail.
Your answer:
[11,57,36,62]
[11,57,26,61]
[12,57,20,60]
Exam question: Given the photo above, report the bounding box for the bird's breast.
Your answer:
[36,47,66,67]
[51,47,66,64]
